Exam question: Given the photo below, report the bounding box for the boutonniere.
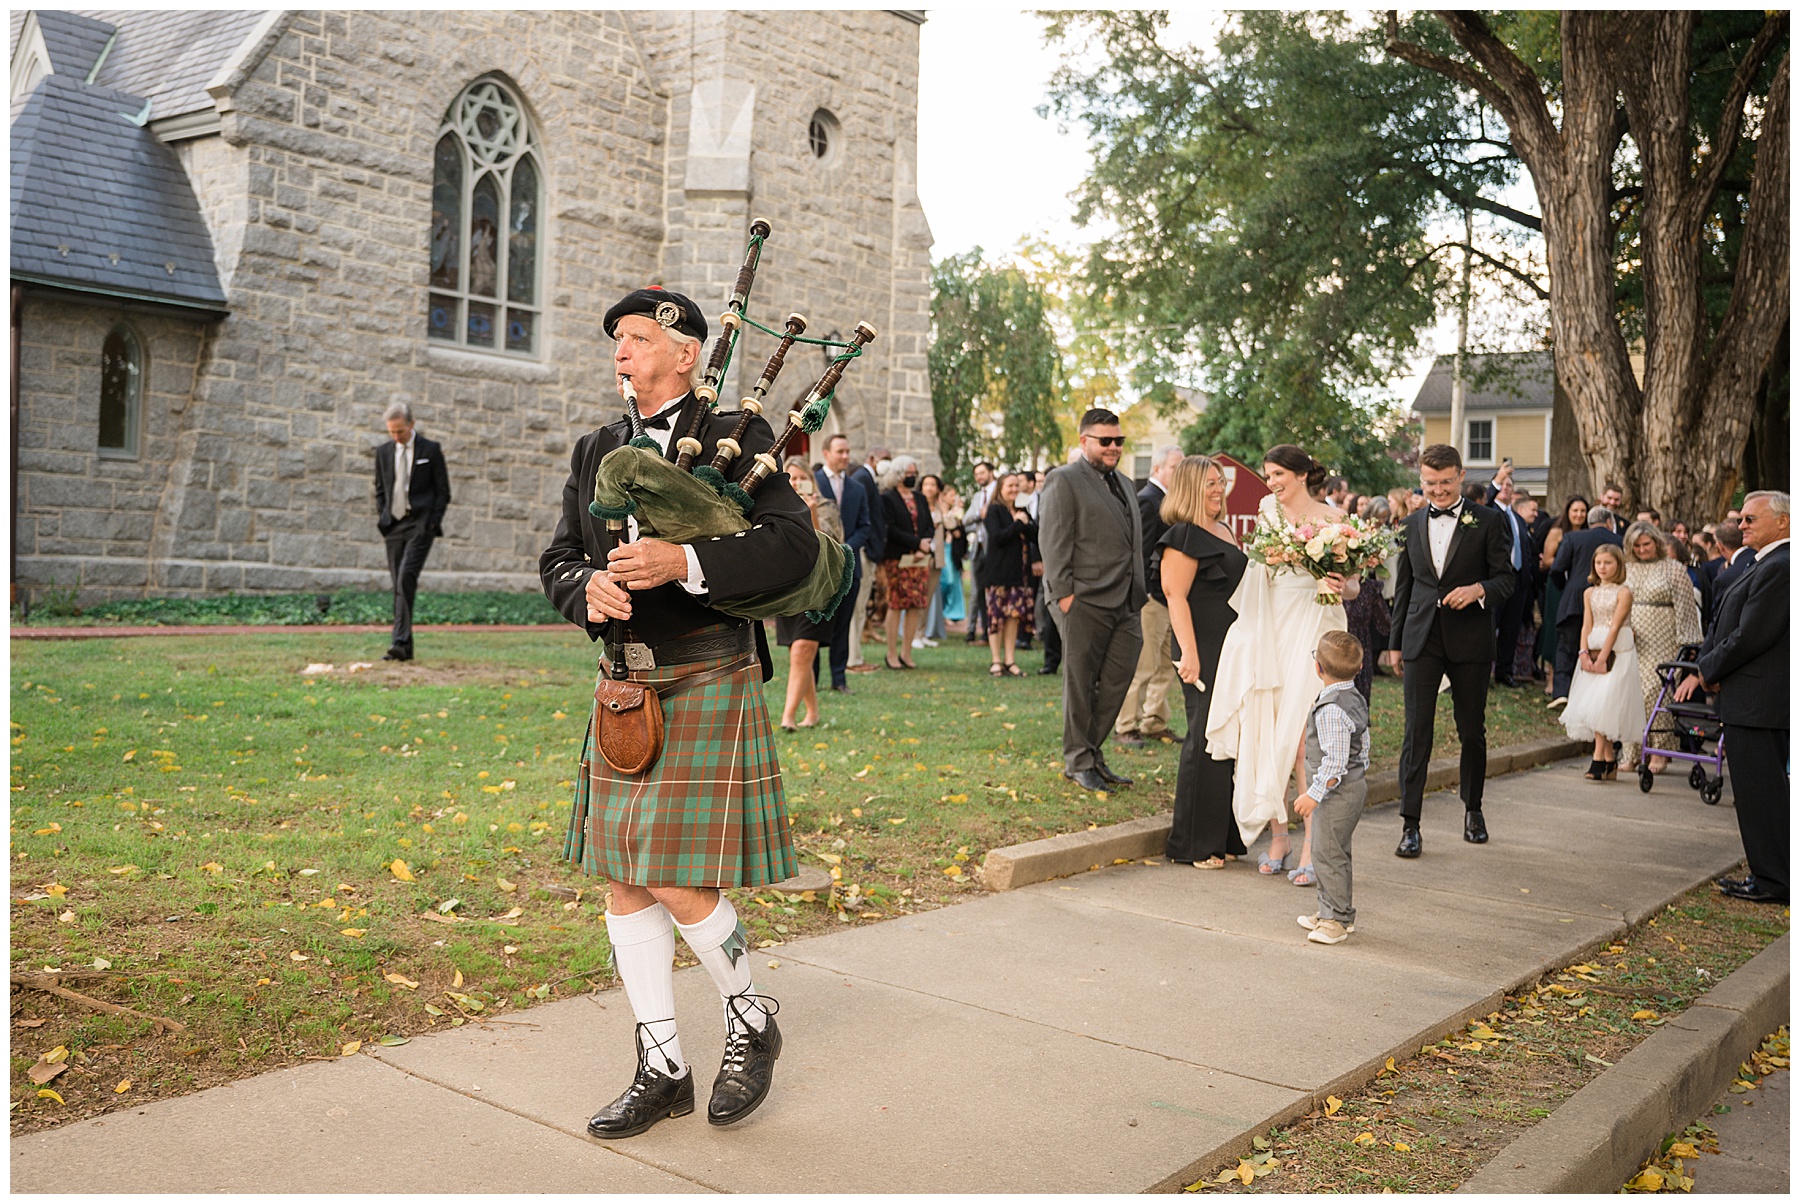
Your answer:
[1459,511,1477,528]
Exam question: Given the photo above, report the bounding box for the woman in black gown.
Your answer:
[1159,455,1250,868]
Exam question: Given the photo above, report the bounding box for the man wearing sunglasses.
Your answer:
[1038,408,1148,792]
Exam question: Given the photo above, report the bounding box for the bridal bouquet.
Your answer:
[1245,512,1398,605]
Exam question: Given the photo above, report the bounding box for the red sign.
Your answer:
[1213,453,1271,542]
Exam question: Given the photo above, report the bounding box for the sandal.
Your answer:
[989,663,1004,677]
[1258,852,1286,875]
[1584,759,1606,781]
[1191,856,1226,870]
[885,656,905,670]
[1002,662,1024,677]
[1603,761,1619,781]
[1289,864,1316,887]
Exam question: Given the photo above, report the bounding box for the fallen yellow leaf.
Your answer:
[1632,1009,1658,1021]
[452,968,464,989]
[339,928,367,938]
[1667,1141,1700,1159]
[1379,1056,1397,1076]
[1392,1141,1411,1152]
[1627,1169,1665,1191]
[114,1079,132,1094]
[389,859,414,882]
[107,865,138,875]
[1325,1095,1343,1116]
[43,1046,69,1064]
[341,1041,362,1057]
[384,973,420,990]
[290,951,310,962]
[201,862,224,875]
[44,883,67,897]
[122,749,136,762]
[1353,1132,1376,1147]
[36,1089,64,1105]
[1237,1163,1254,1186]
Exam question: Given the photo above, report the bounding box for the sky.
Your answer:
[913,8,1544,409]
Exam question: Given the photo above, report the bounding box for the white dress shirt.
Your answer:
[622,402,707,596]
[1755,537,1790,562]
[1427,501,1460,577]
[391,437,414,521]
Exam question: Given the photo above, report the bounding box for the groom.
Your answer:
[1388,444,1516,858]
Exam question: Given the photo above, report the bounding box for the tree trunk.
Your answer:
[1392,12,1789,521]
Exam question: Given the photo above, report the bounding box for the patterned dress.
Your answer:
[1623,555,1703,764]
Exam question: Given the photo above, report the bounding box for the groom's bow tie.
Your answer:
[1427,503,1460,520]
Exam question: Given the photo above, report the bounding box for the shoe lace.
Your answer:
[633,1019,683,1081]
[719,992,780,1074]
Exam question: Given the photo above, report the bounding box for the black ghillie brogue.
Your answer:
[708,993,782,1127]
[587,1023,694,1139]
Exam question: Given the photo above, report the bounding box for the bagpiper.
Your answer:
[540,285,814,1137]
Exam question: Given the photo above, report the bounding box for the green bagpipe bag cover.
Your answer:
[593,446,856,624]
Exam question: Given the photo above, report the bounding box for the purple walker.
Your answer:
[1638,643,1726,804]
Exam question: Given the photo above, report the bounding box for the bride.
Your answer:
[1204,444,1360,883]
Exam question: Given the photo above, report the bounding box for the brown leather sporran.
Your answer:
[594,678,665,775]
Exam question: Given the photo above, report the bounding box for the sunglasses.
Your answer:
[1085,435,1126,447]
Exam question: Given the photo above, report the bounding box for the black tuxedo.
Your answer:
[537,391,815,680]
[1138,481,1171,603]
[1491,504,1536,683]
[1697,542,1789,900]
[815,467,869,688]
[372,435,451,653]
[1710,547,1754,608]
[1389,501,1516,825]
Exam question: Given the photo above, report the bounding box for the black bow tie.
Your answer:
[1428,504,1461,520]
[640,411,674,432]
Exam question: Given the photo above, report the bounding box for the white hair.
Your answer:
[1156,444,1184,470]
[664,327,703,391]
[383,402,413,424]
[1745,490,1790,518]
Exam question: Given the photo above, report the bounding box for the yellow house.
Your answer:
[1412,351,1553,492]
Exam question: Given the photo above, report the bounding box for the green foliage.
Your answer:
[1043,11,1504,489]
[16,591,561,628]
[929,250,1066,487]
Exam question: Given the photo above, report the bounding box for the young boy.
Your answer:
[1295,630,1371,945]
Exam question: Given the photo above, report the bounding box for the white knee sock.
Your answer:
[604,905,686,1077]
[675,896,767,1032]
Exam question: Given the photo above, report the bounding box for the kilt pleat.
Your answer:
[563,638,797,888]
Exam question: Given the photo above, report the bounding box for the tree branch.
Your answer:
[1434,11,1565,162]
[1383,11,1515,119]
[1695,14,1788,218]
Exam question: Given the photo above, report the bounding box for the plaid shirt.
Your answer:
[1306,681,1371,803]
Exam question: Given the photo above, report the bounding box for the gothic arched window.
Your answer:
[428,79,541,356]
[98,325,142,459]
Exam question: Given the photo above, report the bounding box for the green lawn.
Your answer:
[10,626,1565,1128]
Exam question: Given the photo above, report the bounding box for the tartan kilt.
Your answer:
[563,634,797,888]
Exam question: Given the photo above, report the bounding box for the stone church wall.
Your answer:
[15,9,933,602]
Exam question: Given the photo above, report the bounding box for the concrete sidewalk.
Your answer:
[12,759,1754,1193]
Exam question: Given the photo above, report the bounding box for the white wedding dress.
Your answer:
[1205,495,1349,847]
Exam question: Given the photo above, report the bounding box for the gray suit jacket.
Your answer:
[1038,457,1147,613]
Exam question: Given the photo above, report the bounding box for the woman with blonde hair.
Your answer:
[1620,520,1702,773]
[1558,544,1643,781]
[772,457,841,731]
[1161,456,1250,868]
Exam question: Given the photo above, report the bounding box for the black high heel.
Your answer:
[1603,761,1619,781]
[1584,759,1606,781]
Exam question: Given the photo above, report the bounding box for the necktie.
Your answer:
[1509,513,1522,571]
[1428,504,1459,520]
[1103,469,1131,514]
[392,443,410,521]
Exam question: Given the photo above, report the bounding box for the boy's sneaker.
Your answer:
[1306,919,1351,944]
[1297,914,1354,935]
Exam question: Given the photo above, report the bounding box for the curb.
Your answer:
[1141,845,1753,1194]
[11,623,571,640]
[1458,932,1790,1194]
[980,736,1586,891]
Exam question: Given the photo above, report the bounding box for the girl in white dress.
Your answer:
[1559,544,1643,781]
[1205,446,1359,881]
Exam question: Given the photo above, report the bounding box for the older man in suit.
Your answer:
[1546,504,1622,707]
[374,402,451,661]
[815,434,871,693]
[1039,408,1147,792]
[1678,491,1790,903]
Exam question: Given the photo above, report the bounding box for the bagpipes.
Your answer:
[590,219,875,639]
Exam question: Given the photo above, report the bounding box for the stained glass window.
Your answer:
[428,79,540,356]
[98,326,141,458]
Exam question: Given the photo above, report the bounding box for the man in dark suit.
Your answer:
[1708,520,1753,604]
[374,403,451,661]
[1678,491,1789,903]
[1039,408,1147,792]
[1546,504,1622,705]
[815,434,870,693]
[843,447,888,672]
[1483,467,1536,688]
[1388,444,1516,857]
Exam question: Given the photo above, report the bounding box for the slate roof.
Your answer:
[11,72,226,310]
[31,10,113,79]
[80,9,263,120]
[1411,350,1555,414]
